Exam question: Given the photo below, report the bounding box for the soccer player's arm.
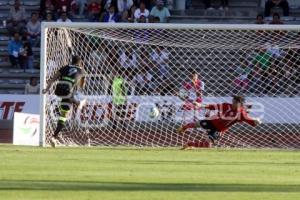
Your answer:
[42,70,61,94]
[78,73,86,90]
[241,109,261,126]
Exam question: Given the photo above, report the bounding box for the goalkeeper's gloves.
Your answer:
[254,118,262,126]
[193,102,207,109]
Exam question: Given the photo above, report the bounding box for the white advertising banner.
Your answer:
[13,112,40,146]
[0,95,39,120]
[59,96,300,125]
[1,94,299,124]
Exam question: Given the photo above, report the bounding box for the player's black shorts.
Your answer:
[199,120,220,143]
[55,82,72,97]
[55,82,79,112]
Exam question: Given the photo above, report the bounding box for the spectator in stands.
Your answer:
[133,68,153,95]
[103,0,116,10]
[166,0,174,10]
[24,77,40,94]
[119,47,138,81]
[131,5,138,22]
[117,0,134,13]
[203,0,228,11]
[88,0,102,22]
[150,0,170,23]
[255,14,265,24]
[264,0,289,17]
[26,12,41,47]
[248,63,263,95]
[266,42,282,58]
[57,12,72,22]
[8,32,24,68]
[136,15,147,23]
[21,36,34,69]
[150,45,170,83]
[138,47,151,71]
[40,0,56,19]
[123,4,137,22]
[253,48,272,71]
[134,0,153,10]
[233,59,251,93]
[45,12,55,21]
[264,66,279,94]
[54,0,76,16]
[102,5,120,22]
[76,0,87,15]
[134,1,150,22]
[8,32,23,68]
[269,12,284,24]
[89,42,109,74]
[7,0,27,35]
[148,15,154,22]
[280,48,300,95]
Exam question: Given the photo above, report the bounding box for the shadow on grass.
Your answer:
[0,180,299,192]
[108,159,300,166]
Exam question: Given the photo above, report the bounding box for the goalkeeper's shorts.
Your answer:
[199,120,220,143]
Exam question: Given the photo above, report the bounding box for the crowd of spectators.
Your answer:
[37,0,172,23]
[1,0,299,96]
[234,39,300,96]
[88,43,172,96]
[4,0,172,73]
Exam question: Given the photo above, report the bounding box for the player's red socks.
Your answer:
[187,140,211,148]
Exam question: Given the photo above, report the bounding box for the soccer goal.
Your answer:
[40,22,300,148]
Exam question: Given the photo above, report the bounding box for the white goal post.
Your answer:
[40,22,300,148]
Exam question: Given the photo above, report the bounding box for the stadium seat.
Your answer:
[8,69,25,74]
[0,89,7,93]
[8,79,25,84]
[23,1,39,6]
[25,69,40,74]
[0,2,7,6]
[8,90,24,94]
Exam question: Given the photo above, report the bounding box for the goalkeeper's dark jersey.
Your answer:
[59,64,83,87]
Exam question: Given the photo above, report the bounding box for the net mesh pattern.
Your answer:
[43,25,300,148]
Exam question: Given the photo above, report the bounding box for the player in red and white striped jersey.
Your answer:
[181,72,204,111]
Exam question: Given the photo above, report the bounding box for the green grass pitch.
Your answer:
[0,145,300,200]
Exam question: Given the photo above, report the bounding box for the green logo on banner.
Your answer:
[17,116,39,137]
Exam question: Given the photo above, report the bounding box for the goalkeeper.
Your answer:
[177,96,261,148]
[42,55,86,147]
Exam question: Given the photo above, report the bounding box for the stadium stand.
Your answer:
[0,0,300,94]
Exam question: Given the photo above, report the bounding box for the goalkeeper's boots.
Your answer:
[180,143,190,150]
[50,136,58,148]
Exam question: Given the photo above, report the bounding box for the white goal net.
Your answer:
[40,23,300,149]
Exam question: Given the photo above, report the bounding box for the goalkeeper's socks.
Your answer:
[187,141,210,148]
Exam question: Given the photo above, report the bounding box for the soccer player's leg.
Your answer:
[207,129,220,146]
[180,120,216,149]
[180,140,211,150]
[177,121,201,134]
[50,99,72,148]
[71,91,87,110]
[200,120,220,146]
